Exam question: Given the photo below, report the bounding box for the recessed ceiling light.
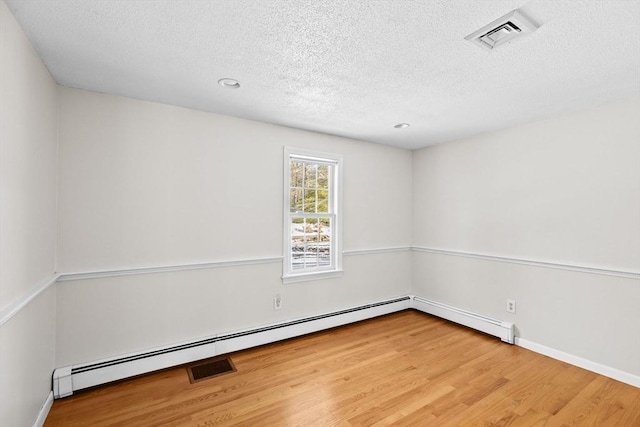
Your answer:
[394,123,410,129]
[218,78,241,89]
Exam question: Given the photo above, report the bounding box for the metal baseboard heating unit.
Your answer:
[52,296,411,398]
[412,296,514,344]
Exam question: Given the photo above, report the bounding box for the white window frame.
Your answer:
[283,147,343,284]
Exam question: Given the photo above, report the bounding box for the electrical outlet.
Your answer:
[506,299,516,313]
[274,294,282,310]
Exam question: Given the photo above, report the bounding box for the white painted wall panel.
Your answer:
[0,287,56,426]
[0,2,58,425]
[57,87,412,272]
[413,251,640,376]
[56,88,412,366]
[413,96,640,270]
[0,1,58,306]
[412,96,640,377]
[56,251,411,366]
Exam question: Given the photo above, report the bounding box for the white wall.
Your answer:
[0,1,58,425]
[54,88,640,382]
[56,87,412,366]
[412,96,640,377]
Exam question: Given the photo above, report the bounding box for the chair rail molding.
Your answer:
[0,273,59,327]
[412,246,640,280]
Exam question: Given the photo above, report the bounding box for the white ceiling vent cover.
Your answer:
[465,9,538,51]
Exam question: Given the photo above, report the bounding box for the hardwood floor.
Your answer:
[45,310,640,426]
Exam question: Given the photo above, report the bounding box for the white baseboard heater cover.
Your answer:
[412,296,514,344]
[52,296,411,398]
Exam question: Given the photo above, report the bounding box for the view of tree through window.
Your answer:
[289,160,333,270]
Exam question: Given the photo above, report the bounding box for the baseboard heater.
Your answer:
[53,296,411,398]
[412,296,514,344]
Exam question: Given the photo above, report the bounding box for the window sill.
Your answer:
[282,270,343,284]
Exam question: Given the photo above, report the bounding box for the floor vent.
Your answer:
[187,357,236,383]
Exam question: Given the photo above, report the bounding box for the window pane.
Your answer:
[292,252,305,270]
[291,217,305,241]
[304,163,317,188]
[305,218,319,267]
[303,189,317,212]
[291,217,305,270]
[319,217,331,234]
[319,218,331,267]
[305,244,318,268]
[305,218,319,241]
[317,189,329,213]
[291,162,304,188]
[318,245,331,267]
[290,188,303,212]
[317,165,329,189]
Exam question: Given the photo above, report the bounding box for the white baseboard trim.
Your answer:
[411,296,514,344]
[33,391,53,427]
[53,296,411,398]
[515,337,640,388]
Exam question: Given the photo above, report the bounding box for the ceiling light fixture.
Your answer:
[218,78,241,89]
[394,123,410,129]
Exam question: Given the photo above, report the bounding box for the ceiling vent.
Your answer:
[465,9,538,51]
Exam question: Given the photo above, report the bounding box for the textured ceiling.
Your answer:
[5,0,640,149]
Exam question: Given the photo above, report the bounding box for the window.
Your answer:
[283,147,342,283]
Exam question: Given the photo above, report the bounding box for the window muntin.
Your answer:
[284,148,342,282]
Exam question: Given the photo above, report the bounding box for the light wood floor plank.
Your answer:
[44,310,640,426]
